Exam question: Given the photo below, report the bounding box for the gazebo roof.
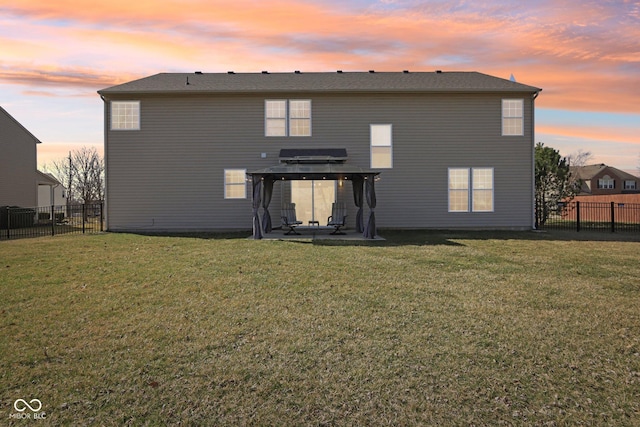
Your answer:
[248,148,380,180]
[248,162,379,181]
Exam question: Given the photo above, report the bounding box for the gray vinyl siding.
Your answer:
[104,91,535,231]
[0,109,38,207]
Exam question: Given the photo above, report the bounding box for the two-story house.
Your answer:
[572,164,639,195]
[0,106,40,207]
[98,71,541,236]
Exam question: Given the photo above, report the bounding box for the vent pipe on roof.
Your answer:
[261,71,269,74]
[436,70,442,73]
[294,70,301,74]
[403,70,409,73]
[369,70,375,73]
[186,76,190,85]
[337,70,343,73]
[227,71,235,74]
[195,71,203,74]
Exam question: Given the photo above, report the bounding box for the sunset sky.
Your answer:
[1,0,639,173]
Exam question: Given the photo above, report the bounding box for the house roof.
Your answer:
[0,106,42,144]
[571,164,639,181]
[36,171,62,185]
[98,71,541,95]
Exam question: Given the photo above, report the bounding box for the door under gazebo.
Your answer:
[247,149,380,239]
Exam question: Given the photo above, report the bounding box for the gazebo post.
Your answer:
[251,175,263,239]
[363,174,377,239]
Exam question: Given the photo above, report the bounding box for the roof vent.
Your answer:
[369,70,375,73]
[436,70,442,74]
[337,70,343,73]
[294,70,301,74]
[227,71,235,74]
[403,70,409,73]
[261,71,269,74]
[195,71,203,74]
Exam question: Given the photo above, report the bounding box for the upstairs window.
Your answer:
[111,101,140,130]
[598,176,614,189]
[265,100,311,137]
[370,124,393,168]
[624,180,636,190]
[502,99,523,136]
[289,100,311,136]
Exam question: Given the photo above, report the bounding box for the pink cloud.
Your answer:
[537,123,640,146]
[1,0,638,115]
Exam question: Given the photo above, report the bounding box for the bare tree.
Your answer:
[566,149,593,168]
[44,147,104,204]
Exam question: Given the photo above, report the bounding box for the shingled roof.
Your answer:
[98,71,541,95]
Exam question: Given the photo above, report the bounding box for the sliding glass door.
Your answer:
[291,180,336,224]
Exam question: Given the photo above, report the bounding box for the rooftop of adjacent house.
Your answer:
[0,106,42,144]
[36,171,62,185]
[571,164,639,181]
[98,71,542,95]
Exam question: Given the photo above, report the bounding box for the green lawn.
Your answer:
[1,230,639,425]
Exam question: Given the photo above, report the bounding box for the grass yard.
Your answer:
[1,230,639,425]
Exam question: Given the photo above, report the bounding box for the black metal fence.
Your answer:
[0,202,103,240]
[538,201,640,232]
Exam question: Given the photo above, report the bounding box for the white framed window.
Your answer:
[265,99,311,137]
[289,100,311,136]
[624,180,637,190]
[224,169,247,199]
[265,100,287,136]
[502,99,523,136]
[448,167,494,212]
[598,176,614,189]
[472,168,494,212]
[111,101,140,130]
[370,124,393,168]
[448,168,469,212]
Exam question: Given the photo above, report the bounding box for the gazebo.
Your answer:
[247,149,380,239]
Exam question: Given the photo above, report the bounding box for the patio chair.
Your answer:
[281,203,302,235]
[327,202,347,235]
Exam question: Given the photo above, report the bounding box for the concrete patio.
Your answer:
[258,226,385,241]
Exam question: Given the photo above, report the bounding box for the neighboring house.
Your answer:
[37,171,66,207]
[98,71,541,233]
[572,164,639,195]
[0,106,40,207]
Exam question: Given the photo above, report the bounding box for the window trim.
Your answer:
[598,176,615,189]
[224,169,247,199]
[265,99,311,137]
[501,99,523,136]
[448,167,494,213]
[111,100,140,131]
[370,124,393,169]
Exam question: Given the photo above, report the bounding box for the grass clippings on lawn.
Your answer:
[1,230,639,425]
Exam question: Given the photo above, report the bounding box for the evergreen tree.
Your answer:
[535,143,578,227]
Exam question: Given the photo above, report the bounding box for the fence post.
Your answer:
[51,205,55,236]
[100,201,104,232]
[5,206,9,240]
[576,202,581,232]
[611,202,615,233]
[82,204,86,234]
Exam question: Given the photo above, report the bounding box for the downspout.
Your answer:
[100,94,109,231]
[531,89,541,229]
